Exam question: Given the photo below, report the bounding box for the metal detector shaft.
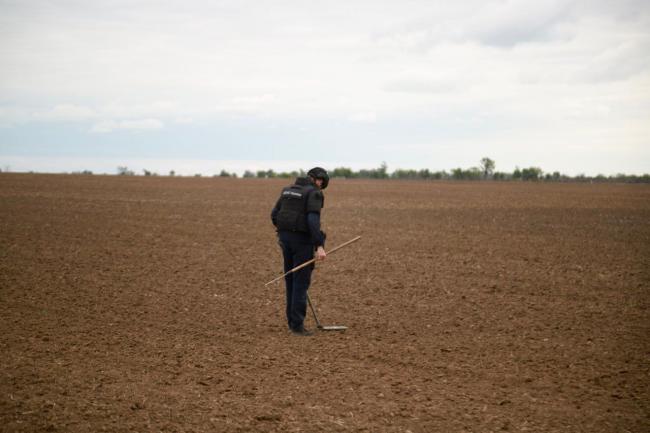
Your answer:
[307,294,348,331]
[264,235,361,286]
[306,295,322,328]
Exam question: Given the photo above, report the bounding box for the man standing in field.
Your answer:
[271,167,329,336]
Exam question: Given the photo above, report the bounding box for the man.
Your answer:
[271,167,329,336]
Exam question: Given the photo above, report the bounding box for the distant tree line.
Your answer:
[194,158,650,183]
[324,158,650,183]
[244,169,307,179]
[1,159,648,183]
[315,159,649,183]
[112,161,650,183]
[8,160,644,183]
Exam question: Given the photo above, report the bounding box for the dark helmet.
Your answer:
[307,167,329,189]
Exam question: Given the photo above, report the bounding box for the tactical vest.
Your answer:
[275,179,321,232]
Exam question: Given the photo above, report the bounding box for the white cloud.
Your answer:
[348,112,377,123]
[383,78,460,94]
[101,101,177,119]
[90,118,164,133]
[2,1,648,117]
[464,0,572,47]
[212,94,279,116]
[572,36,650,83]
[0,1,649,174]
[34,104,97,121]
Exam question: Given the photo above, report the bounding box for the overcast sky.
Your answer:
[1,0,649,175]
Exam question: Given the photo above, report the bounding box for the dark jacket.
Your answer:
[271,177,325,247]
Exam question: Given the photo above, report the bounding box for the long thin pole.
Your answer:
[306,295,322,328]
[264,235,361,286]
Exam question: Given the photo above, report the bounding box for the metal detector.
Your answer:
[307,294,347,331]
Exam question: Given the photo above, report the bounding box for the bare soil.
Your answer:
[1,173,649,432]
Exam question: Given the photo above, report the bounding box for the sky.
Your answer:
[1,0,649,176]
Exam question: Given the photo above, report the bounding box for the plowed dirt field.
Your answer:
[1,173,649,432]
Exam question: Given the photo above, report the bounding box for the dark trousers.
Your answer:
[278,232,314,331]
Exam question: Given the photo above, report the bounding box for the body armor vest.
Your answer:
[275,179,319,232]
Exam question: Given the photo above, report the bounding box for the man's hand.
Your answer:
[316,246,326,261]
